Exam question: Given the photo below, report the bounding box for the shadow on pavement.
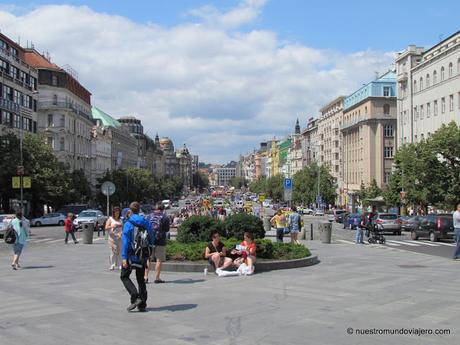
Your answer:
[21,265,55,270]
[169,278,206,284]
[146,304,198,312]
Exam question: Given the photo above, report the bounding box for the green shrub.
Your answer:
[224,213,265,240]
[166,240,207,261]
[271,243,311,260]
[254,239,274,258]
[176,215,225,243]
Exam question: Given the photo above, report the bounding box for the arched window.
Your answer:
[433,70,437,84]
[449,62,453,77]
[458,58,460,75]
[383,104,390,115]
[441,66,445,81]
[414,80,417,92]
[419,77,423,91]
[52,94,58,105]
[426,73,430,88]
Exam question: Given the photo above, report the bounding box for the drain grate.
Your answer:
[397,264,427,268]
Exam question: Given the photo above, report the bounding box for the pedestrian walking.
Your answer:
[356,214,365,244]
[452,204,460,260]
[288,206,302,244]
[10,211,29,270]
[271,209,287,243]
[145,203,170,284]
[64,213,78,244]
[106,207,123,270]
[120,202,154,312]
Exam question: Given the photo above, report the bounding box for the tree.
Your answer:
[266,175,284,201]
[192,171,209,191]
[249,176,266,194]
[292,163,336,206]
[357,179,382,206]
[229,176,247,189]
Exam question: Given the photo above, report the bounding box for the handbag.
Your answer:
[4,223,17,244]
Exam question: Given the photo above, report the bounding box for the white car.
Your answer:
[263,199,272,208]
[73,210,107,231]
[235,200,244,208]
[302,208,314,215]
[31,213,66,227]
[313,209,325,216]
[0,214,15,237]
[214,199,224,207]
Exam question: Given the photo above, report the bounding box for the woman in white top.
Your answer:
[105,207,123,270]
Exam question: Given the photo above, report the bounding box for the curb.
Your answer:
[159,255,319,273]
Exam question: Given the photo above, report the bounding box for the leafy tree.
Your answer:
[192,171,209,191]
[292,163,336,206]
[266,174,284,201]
[229,176,247,189]
[249,176,266,194]
[357,179,382,206]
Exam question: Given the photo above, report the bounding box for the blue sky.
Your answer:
[1,1,459,163]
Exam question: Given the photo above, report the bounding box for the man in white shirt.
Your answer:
[452,204,460,260]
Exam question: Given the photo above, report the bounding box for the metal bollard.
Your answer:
[310,223,314,240]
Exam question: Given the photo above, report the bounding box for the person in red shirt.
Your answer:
[64,213,78,244]
[231,232,256,273]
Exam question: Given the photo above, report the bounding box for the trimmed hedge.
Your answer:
[224,213,265,240]
[176,215,225,243]
[166,238,310,261]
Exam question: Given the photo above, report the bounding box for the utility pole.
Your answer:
[20,126,24,214]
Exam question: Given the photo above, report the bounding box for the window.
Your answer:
[450,94,454,111]
[13,90,21,104]
[384,146,394,158]
[441,97,446,113]
[383,104,390,115]
[383,86,390,97]
[47,114,53,127]
[413,80,417,92]
[434,100,438,116]
[427,103,431,117]
[53,94,57,105]
[47,137,53,148]
[420,105,424,119]
[414,106,418,121]
[441,66,445,81]
[419,77,423,91]
[426,74,430,88]
[60,115,65,127]
[384,171,392,184]
[384,125,394,137]
[13,114,20,128]
[449,62,453,77]
[433,70,437,84]
[458,92,460,109]
[52,75,58,86]
[59,137,65,151]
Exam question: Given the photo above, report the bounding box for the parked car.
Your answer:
[301,207,314,215]
[262,199,272,208]
[313,209,325,216]
[185,199,192,206]
[0,214,15,237]
[326,211,335,222]
[372,213,401,235]
[171,201,179,208]
[401,215,423,232]
[73,210,107,231]
[162,199,171,209]
[332,210,347,222]
[31,213,66,227]
[411,214,454,242]
[343,213,361,229]
[336,211,349,224]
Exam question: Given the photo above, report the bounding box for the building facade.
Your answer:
[216,167,236,186]
[25,49,93,181]
[0,34,39,139]
[301,118,319,167]
[396,31,460,146]
[290,119,303,176]
[341,71,397,204]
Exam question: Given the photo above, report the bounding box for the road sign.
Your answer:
[284,189,292,202]
[23,176,31,189]
[16,165,24,176]
[258,194,266,203]
[284,178,292,190]
[101,181,116,196]
[315,195,322,204]
[12,176,20,189]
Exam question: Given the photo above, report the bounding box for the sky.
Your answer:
[0,0,459,163]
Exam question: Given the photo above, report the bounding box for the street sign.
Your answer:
[16,165,24,176]
[316,195,322,204]
[284,178,292,190]
[284,189,292,202]
[101,181,116,196]
[23,176,31,189]
[258,193,266,203]
[12,176,20,189]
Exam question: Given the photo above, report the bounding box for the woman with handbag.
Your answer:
[11,211,29,270]
[288,206,302,244]
[106,207,123,271]
[231,232,257,275]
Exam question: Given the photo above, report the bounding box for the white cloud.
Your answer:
[0,2,395,163]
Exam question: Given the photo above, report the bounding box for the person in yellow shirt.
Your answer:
[270,209,287,243]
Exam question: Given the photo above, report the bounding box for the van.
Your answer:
[162,200,171,209]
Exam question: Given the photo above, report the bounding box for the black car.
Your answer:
[401,215,423,232]
[411,214,454,242]
[335,211,348,223]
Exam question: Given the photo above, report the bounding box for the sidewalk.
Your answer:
[0,238,458,345]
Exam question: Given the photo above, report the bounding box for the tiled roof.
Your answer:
[91,106,121,128]
[23,50,61,70]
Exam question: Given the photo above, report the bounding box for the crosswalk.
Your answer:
[336,239,456,248]
[27,237,106,245]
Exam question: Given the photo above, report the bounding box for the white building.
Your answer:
[396,31,460,146]
[217,167,236,186]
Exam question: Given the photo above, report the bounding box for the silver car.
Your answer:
[372,213,402,235]
[31,213,66,227]
[0,214,15,237]
[73,210,107,231]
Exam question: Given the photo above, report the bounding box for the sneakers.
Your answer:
[109,264,116,271]
[127,298,142,312]
[154,279,165,284]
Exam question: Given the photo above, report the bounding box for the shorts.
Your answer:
[13,243,24,256]
[152,246,166,262]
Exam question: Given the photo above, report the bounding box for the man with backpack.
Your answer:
[145,203,170,284]
[120,202,154,312]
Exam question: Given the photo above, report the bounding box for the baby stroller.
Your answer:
[366,225,385,244]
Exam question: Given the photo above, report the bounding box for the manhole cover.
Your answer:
[397,265,427,268]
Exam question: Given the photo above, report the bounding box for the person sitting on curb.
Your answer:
[204,232,233,270]
[231,232,256,275]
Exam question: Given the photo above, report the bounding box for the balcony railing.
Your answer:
[0,97,20,113]
[39,101,91,120]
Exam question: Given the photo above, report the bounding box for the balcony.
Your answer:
[39,101,91,120]
[397,72,408,83]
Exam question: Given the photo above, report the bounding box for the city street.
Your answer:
[1,226,458,345]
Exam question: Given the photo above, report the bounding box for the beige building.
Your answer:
[317,97,345,203]
[301,118,319,166]
[396,31,460,145]
[290,119,303,176]
[341,71,397,206]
